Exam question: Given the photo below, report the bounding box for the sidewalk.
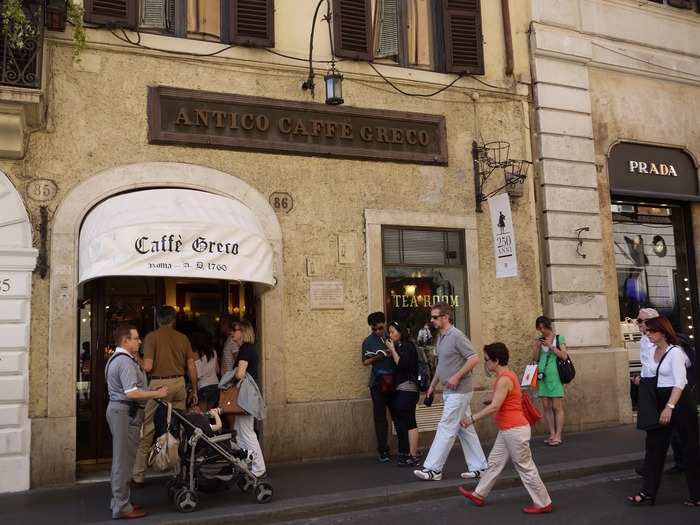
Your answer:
[1,425,646,525]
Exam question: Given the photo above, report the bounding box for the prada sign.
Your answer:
[609,142,698,200]
[147,86,448,165]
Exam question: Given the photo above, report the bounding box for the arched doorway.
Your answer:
[0,171,38,493]
[41,163,283,484]
[76,187,274,465]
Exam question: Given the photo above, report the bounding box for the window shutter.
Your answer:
[667,0,693,8]
[441,0,484,75]
[139,0,176,32]
[375,0,399,58]
[221,0,274,47]
[84,0,138,28]
[332,0,372,60]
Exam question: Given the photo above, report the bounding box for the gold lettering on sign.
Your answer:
[391,294,460,308]
[628,160,678,177]
[169,105,438,152]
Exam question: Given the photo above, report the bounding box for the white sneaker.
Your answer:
[460,470,484,479]
[413,468,442,481]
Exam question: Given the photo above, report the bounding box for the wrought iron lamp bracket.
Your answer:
[472,140,531,212]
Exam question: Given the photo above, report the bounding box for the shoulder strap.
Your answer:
[104,352,132,380]
[655,347,673,376]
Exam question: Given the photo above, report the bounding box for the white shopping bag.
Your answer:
[521,364,538,388]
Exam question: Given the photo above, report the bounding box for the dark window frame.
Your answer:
[380,224,471,334]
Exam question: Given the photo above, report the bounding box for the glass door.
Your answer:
[76,277,161,464]
[612,200,699,405]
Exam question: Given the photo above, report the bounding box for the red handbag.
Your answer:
[521,392,542,426]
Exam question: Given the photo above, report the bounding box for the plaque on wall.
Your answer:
[148,86,448,165]
[309,280,344,310]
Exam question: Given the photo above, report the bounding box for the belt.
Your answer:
[150,375,183,380]
[110,400,145,409]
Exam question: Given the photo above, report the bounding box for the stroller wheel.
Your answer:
[166,479,184,502]
[237,477,254,493]
[255,482,274,504]
[174,488,198,513]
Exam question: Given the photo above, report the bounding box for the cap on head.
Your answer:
[638,308,659,321]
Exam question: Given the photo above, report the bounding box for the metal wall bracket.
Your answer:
[472,140,531,212]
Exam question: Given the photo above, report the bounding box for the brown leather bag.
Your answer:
[218,385,246,428]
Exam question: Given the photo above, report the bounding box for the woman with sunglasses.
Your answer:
[459,342,552,514]
[627,316,700,507]
[385,321,420,466]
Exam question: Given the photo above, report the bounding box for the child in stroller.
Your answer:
[153,401,274,513]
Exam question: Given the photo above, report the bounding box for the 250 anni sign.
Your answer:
[148,86,447,165]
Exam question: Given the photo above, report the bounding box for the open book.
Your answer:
[363,349,388,359]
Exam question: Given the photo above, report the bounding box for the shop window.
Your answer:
[613,202,696,339]
[333,0,484,74]
[647,0,700,11]
[84,0,274,46]
[382,227,468,364]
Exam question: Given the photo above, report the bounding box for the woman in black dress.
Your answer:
[386,321,420,466]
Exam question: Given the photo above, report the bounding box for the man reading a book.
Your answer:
[362,311,396,463]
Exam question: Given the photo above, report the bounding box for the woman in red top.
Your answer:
[458,342,552,514]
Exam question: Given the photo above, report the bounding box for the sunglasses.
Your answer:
[636,319,644,324]
[430,314,446,320]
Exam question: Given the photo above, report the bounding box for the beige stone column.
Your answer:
[530,23,632,427]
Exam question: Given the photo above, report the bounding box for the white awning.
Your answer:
[79,189,274,285]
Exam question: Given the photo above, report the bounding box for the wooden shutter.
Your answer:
[667,0,694,8]
[84,0,138,28]
[441,0,484,75]
[221,0,274,47]
[332,0,372,60]
[375,0,399,58]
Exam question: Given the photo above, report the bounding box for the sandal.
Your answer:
[684,499,700,507]
[627,492,655,506]
[547,440,562,447]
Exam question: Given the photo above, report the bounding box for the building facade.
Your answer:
[530,0,700,429]
[0,0,542,491]
[6,0,695,493]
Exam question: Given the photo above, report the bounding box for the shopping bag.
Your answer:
[522,364,538,389]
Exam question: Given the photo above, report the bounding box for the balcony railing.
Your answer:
[0,1,43,89]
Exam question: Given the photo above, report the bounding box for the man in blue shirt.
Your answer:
[106,324,168,519]
[362,311,396,462]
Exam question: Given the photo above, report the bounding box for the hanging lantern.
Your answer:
[324,64,344,105]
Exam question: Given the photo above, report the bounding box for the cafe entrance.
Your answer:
[74,186,273,470]
[76,276,256,466]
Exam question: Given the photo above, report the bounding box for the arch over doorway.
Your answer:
[36,162,284,485]
[0,171,38,493]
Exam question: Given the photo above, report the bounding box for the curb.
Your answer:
[164,452,644,524]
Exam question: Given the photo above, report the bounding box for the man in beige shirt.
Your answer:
[132,305,198,484]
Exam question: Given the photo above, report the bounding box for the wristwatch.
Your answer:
[666,403,676,410]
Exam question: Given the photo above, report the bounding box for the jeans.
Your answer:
[422,391,487,473]
[370,384,396,454]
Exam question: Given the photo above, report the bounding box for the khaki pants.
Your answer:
[132,377,187,482]
[475,425,551,508]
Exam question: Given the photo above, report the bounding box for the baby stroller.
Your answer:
[154,400,274,512]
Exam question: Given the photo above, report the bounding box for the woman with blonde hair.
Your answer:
[231,319,266,478]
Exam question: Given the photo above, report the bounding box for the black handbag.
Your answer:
[555,335,576,384]
[636,350,671,431]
